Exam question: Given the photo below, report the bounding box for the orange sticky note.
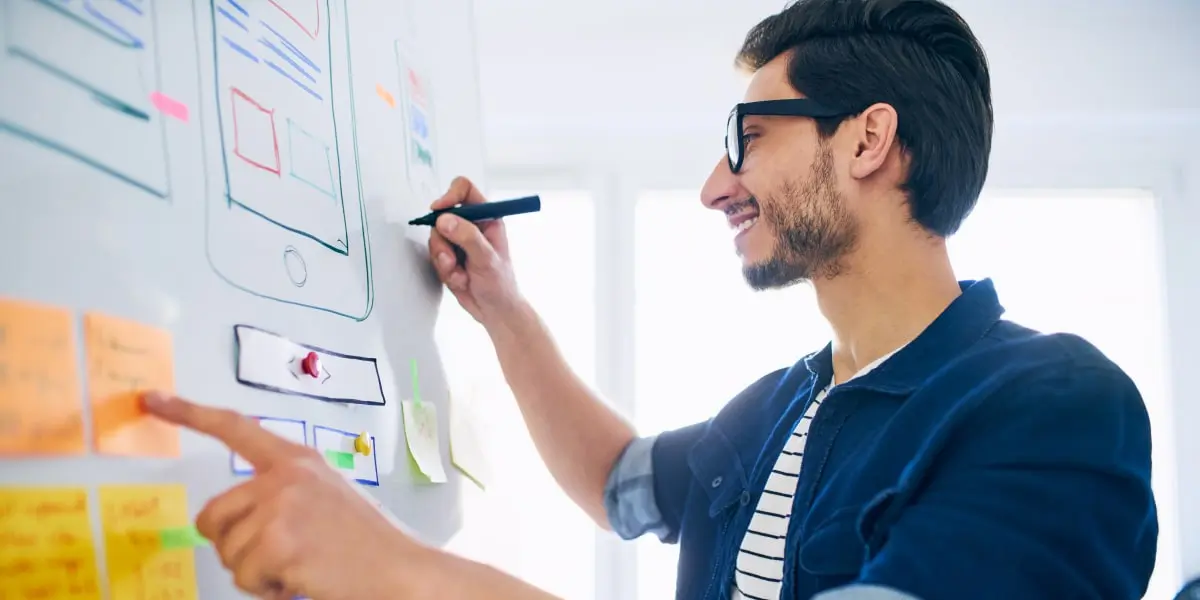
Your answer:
[83,313,178,457]
[0,298,85,456]
[376,83,396,108]
[99,484,197,600]
[0,487,102,599]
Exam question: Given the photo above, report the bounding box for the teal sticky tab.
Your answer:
[159,525,208,549]
[325,449,355,469]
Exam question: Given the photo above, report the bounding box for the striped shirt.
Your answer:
[733,349,900,600]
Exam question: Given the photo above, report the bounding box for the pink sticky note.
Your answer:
[150,91,189,123]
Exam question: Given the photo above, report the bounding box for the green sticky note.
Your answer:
[159,525,208,549]
[325,449,355,469]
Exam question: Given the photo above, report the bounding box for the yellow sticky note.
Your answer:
[0,487,102,599]
[402,400,447,483]
[0,298,86,456]
[449,393,490,491]
[84,313,178,457]
[99,484,197,600]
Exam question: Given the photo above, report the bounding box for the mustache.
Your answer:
[724,197,760,216]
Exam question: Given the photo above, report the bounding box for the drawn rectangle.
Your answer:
[231,416,307,474]
[233,324,386,406]
[230,87,280,174]
[0,0,169,198]
[312,425,379,486]
[396,43,440,202]
[287,118,334,196]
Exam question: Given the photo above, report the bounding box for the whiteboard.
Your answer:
[0,0,485,597]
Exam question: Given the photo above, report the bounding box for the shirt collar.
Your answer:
[802,279,1006,395]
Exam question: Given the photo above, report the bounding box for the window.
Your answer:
[631,189,1177,599]
[438,189,598,600]
[948,189,1177,600]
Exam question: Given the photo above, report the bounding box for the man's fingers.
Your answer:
[196,476,272,548]
[429,176,487,210]
[434,214,497,268]
[141,392,299,469]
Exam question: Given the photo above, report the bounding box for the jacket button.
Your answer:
[740,491,751,506]
[711,476,723,488]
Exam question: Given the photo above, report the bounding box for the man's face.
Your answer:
[701,56,858,290]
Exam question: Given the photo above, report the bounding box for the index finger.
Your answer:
[141,391,299,469]
[430,176,487,210]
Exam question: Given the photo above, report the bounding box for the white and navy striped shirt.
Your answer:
[733,350,901,600]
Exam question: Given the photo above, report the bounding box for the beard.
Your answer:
[742,145,859,290]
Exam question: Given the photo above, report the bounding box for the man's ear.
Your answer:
[848,103,899,181]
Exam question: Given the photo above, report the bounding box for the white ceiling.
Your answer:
[471,0,1200,156]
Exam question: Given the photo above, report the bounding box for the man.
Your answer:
[151,0,1158,598]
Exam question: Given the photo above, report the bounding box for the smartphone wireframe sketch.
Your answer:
[201,0,373,320]
[395,40,441,206]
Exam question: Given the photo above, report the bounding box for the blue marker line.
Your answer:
[113,0,143,16]
[225,0,249,17]
[82,0,144,49]
[264,60,321,101]
[259,38,316,83]
[222,36,259,62]
[217,6,247,31]
[259,20,320,72]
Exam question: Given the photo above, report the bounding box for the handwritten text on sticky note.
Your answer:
[0,298,85,456]
[99,484,198,600]
[402,400,447,483]
[84,313,178,457]
[0,487,102,599]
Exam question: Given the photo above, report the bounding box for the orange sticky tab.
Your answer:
[83,313,178,457]
[0,298,85,456]
[0,487,101,600]
[376,83,396,108]
[99,484,197,600]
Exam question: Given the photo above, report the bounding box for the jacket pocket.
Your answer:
[687,425,749,518]
[797,505,867,577]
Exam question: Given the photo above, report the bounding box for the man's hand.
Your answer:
[427,176,524,328]
[141,391,430,600]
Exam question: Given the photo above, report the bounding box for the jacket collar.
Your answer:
[801,279,1006,395]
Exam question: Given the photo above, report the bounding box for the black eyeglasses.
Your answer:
[725,99,850,173]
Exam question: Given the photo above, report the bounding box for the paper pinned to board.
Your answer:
[83,313,178,457]
[449,392,491,491]
[402,400,447,483]
[0,298,86,456]
[99,484,198,600]
[0,487,101,599]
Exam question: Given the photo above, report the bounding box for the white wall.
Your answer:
[471,0,1200,589]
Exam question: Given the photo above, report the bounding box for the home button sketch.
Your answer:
[283,246,308,286]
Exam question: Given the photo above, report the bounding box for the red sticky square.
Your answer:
[230,87,281,175]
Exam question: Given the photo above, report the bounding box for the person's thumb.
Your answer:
[435,214,497,266]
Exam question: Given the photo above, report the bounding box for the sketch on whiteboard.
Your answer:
[396,41,441,205]
[0,0,171,198]
[202,0,374,320]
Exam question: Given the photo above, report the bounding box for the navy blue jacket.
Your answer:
[638,280,1156,599]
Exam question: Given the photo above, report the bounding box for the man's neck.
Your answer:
[813,238,962,383]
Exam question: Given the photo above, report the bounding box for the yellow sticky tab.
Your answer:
[99,484,197,600]
[0,487,101,599]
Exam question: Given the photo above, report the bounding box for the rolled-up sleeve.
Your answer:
[603,435,672,541]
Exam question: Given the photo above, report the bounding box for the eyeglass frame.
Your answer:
[725,99,852,174]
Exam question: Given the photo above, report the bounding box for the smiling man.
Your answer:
[427,0,1157,597]
[157,0,1158,598]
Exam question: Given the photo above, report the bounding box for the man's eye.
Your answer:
[742,133,760,142]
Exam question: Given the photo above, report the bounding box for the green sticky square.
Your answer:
[325,449,355,469]
[159,525,207,549]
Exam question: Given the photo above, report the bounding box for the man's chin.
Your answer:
[742,258,808,291]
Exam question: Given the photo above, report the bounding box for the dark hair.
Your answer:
[737,0,993,237]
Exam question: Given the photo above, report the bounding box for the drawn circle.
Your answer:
[283,246,308,287]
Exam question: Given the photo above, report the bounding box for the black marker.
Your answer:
[407,195,541,226]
